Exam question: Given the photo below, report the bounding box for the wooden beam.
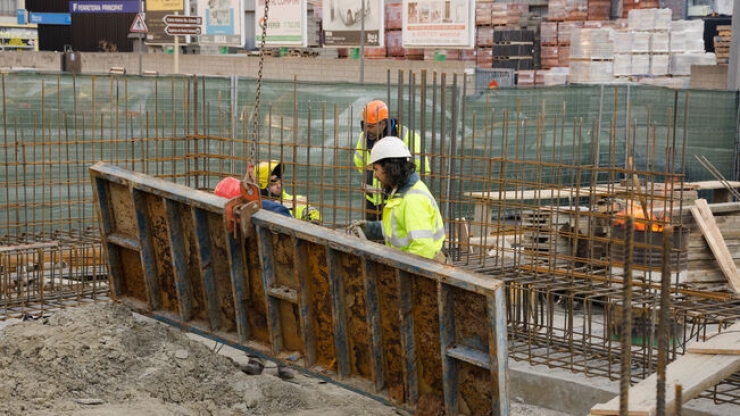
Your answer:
[687,322,740,355]
[690,199,740,293]
[590,344,740,415]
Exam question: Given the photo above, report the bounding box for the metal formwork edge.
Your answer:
[89,162,509,415]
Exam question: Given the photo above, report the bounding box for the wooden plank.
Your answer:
[465,185,614,201]
[590,350,740,415]
[686,268,738,283]
[687,322,740,355]
[463,181,692,203]
[464,188,596,201]
[689,180,740,190]
[690,199,740,293]
[455,217,474,254]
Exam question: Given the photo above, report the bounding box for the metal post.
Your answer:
[174,12,180,74]
[727,0,740,90]
[174,35,180,74]
[139,2,144,75]
[359,0,365,84]
[138,37,143,75]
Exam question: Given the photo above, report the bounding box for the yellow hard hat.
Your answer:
[254,160,282,189]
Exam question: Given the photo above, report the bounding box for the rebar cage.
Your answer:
[2,71,740,407]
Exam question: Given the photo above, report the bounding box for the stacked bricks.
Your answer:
[564,8,716,86]
[475,1,495,67]
[714,25,731,65]
[540,21,581,69]
[493,29,535,71]
[476,2,534,69]
[622,0,660,18]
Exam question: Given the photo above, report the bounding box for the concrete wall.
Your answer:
[509,360,738,416]
[0,51,476,86]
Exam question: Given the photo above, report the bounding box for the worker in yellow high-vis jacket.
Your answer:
[354,100,429,220]
[254,160,321,224]
[355,137,445,261]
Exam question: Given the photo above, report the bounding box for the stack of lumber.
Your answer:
[685,200,740,293]
[714,25,731,65]
[519,208,574,267]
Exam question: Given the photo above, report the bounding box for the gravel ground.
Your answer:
[0,302,572,416]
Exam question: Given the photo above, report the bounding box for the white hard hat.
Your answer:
[369,136,411,165]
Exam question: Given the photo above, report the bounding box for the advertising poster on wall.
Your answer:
[402,0,474,48]
[0,24,38,51]
[197,0,243,46]
[255,0,306,47]
[145,0,187,43]
[322,0,383,47]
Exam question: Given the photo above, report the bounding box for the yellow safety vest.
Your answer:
[274,190,322,222]
[381,178,445,259]
[353,126,429,205]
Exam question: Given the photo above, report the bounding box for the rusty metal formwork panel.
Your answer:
[89,162,509,416]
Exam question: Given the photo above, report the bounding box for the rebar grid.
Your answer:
[488,269,740,405]
[2,72,740,408]
[0,231,109,319]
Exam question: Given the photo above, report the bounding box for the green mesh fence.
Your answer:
[1,72,738,238]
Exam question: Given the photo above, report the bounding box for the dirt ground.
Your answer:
[0,302,572,416]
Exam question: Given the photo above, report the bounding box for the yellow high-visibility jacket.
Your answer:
[371,172,445,259]
[353,124,429,206]
[274,190,322,222]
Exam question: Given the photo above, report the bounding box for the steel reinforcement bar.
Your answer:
[89,161,509,416]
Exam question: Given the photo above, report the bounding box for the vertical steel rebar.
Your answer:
[620,215,634,416]
[656,224,674,416]
[675,384,683,416]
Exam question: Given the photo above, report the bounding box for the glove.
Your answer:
[349,220,383,241]
[348,220,368,239]
[363,183,383,194]
[300,206,322,224]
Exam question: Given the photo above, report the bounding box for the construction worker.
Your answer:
[253,160,322,223]
[214,177,292,217]
[353,137,446,261]
[213,176,297,380]
[354,100,429,221]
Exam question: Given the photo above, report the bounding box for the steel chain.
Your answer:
[249,0,270,162]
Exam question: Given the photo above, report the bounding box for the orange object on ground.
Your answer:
[613,200,667,232]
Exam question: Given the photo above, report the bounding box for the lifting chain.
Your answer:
[244,0,270,183]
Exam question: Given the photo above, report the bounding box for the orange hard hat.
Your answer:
[214,177,242,199]
[361,100,389,124]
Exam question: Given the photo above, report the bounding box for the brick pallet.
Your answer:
[714,25,731,65]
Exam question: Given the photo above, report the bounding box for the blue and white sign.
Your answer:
[16,9,27,25]
[29,12,72,25]
[197,0,243,46]
[69,1,140,14]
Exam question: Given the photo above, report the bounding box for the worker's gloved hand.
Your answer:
[348,220,383,241]
[363,183,382,194]
[348,220,368,239]
[300,206,322,224]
